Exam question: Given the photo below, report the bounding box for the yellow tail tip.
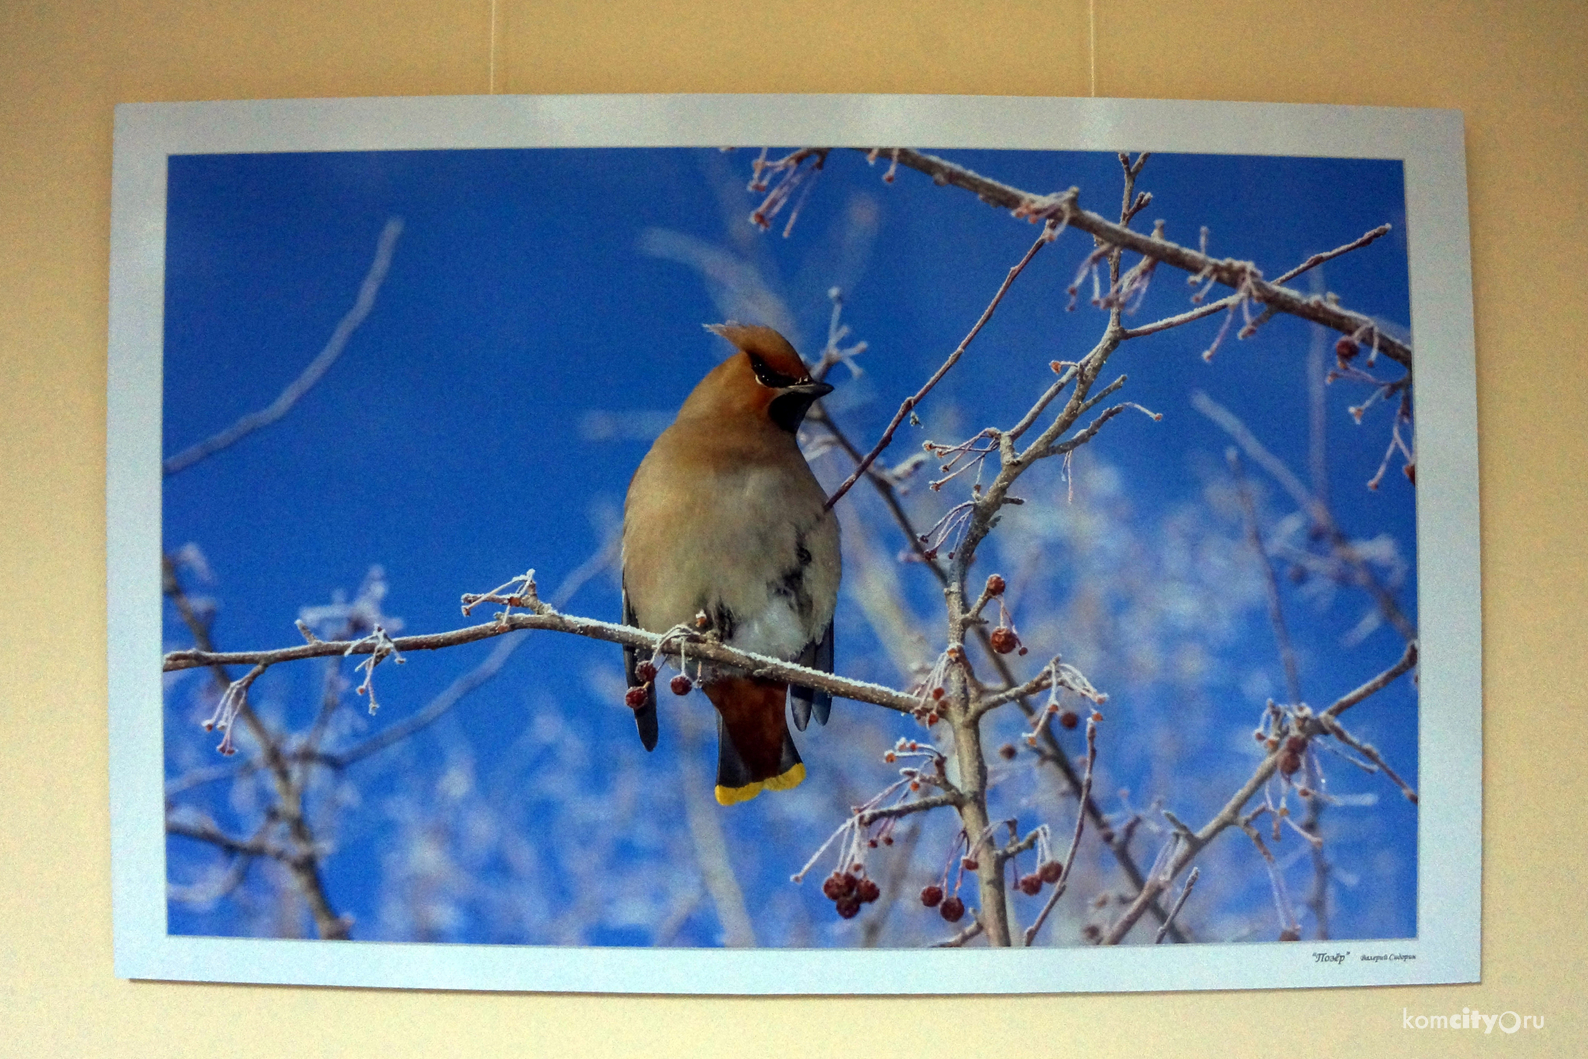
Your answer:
[715,762,806,806]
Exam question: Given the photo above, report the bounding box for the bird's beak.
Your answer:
[766,379,834,433]
[786,380,834,399]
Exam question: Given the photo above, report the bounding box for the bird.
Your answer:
[621,323,841,805]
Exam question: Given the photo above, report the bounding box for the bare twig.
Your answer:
[1314,714,1420,804]
[823,220,1059,512]
[1024,714,1098,945]
[932,915,986,948]
[857,793,962,826]
[1154,867,1200,943]
[1273,225,1393,286]
[166,815,291,862]
[163,218,404,477]
[1229,450,1303,706]
[1193,390,1417,643]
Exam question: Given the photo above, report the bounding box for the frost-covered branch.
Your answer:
[1101,640,1418,944]
[165,587,920,716]
[847,147,1410,371]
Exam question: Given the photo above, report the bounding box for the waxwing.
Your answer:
[621,323,840,804]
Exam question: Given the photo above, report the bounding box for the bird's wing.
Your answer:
[622,582,659,751]
[788,619,834,730]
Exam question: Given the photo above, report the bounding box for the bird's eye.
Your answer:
[747,352,802,389]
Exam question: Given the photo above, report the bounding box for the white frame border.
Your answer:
[108,94,1480,994]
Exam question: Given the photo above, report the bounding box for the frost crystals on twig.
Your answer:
[747,147,830,237]
[792,739,957,920]
[348,625,404,715]
[461,569,548,622]
[202,663,267,756]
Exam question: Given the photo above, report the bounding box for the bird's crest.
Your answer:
[706,322,812,382]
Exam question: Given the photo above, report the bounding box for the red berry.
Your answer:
[939,896,965,923]
[961,857,979,872]
[835,897,861,919]
[1280,750,1302,776]
[669,674,692,695]
[839,872,859,899]
[1335,336,1360,361]
[1039,861,1063,884]
[926,712,940,726]
[998,744,1017,760]
[882,835,894,846]
[857,878,881,903]
[822,874,846,901]
[635,661,658,682]
[1059,709,1080,730]
[868,839,878,849]
[1019,874,1043,896]
[986,574,1006,597]
[990,627,1019,654]
[1279,928,1301,942]
[920,885,943,908]
[624,686,649,709]
[1082,923,1102,942]
[931,686,945,700]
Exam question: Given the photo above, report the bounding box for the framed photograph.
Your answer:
[108,94,1479,992]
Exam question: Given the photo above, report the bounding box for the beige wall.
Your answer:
[2,2,1582,1056]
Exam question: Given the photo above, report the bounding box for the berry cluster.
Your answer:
[1016,859,1065,896]
[823,869,882,919]
[623,658,698,709]
[1253,713,1311,783]
[918,885,965,923]
[624,661,659,708]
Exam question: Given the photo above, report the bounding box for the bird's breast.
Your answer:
[623,434,839,661]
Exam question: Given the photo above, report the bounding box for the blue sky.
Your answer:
[161,145,1419,946]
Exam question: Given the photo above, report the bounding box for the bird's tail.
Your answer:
[703,676,805,805]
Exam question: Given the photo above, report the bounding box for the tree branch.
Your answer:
[853,148,1411,371]
[1193,390,1417,643]
[163,217,404,477]
[823,219,1060,512]
[165,604,921,715]
[1024,714,1099,945]
[1101,640,1417,944]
